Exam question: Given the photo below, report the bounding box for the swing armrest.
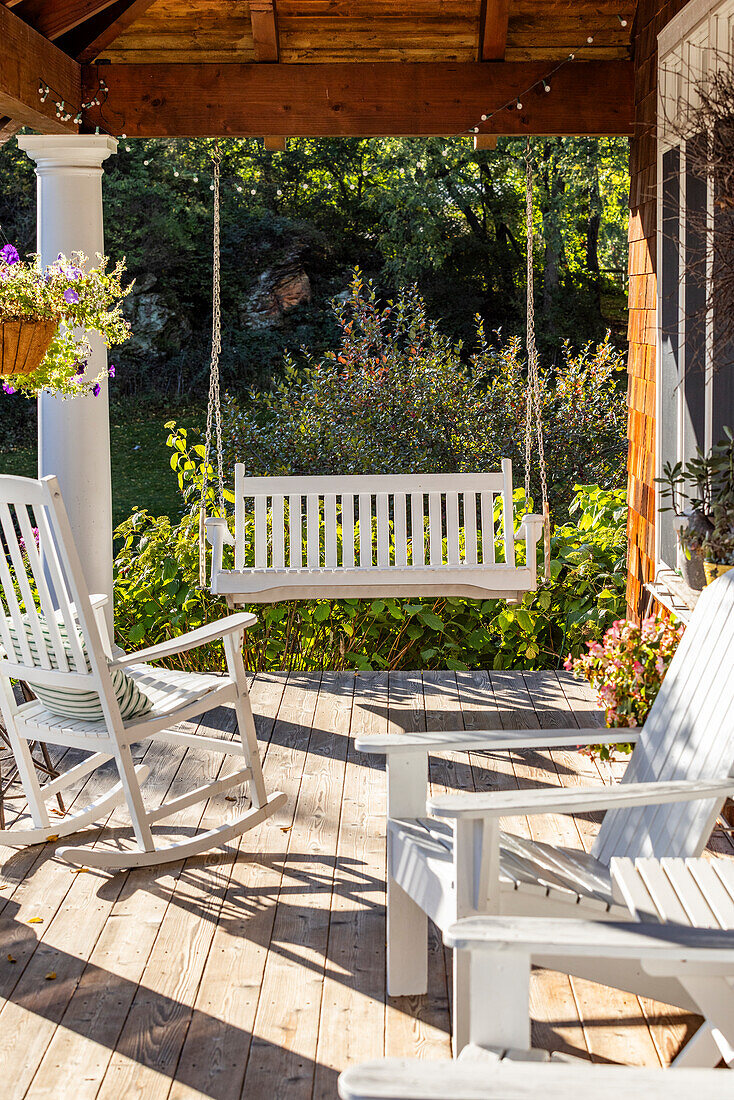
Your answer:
[205,517,236,584]
[109,612,257,666]
[515,513,545,543]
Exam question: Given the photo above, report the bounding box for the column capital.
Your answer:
[17,134,117,172]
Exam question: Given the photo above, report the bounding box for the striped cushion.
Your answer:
[4,617,152,723]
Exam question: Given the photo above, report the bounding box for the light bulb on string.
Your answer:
[542,79,551,93]
[618,14,628,26]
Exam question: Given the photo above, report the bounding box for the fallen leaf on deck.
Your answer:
[27,917,43,924]
[45,835,59,842]
[7,955,15,964]
[225,795,237,802]
[280,826,292,833]
[45,972,56,981]
[70,867,90,874]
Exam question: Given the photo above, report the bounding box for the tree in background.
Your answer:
[0,134,629,434]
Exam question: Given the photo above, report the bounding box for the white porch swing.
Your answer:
[201,142,551,607]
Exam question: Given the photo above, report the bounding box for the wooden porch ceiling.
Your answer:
[0,0,636,138]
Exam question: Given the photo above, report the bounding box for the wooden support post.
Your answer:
[263,135,287,151]
[474,134,497,150]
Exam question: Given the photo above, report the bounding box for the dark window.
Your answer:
[660,146,681,566]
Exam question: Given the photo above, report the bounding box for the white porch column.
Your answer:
[17,135,118,631]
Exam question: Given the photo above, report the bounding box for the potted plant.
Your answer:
[0,243,131,398]
[657,427,734,588]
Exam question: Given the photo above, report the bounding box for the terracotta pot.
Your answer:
[0,319,58,378]
[703,561,734,586]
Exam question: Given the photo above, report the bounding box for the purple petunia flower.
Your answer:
[0,244,19,266]
[64,265,82,280]
[108,363,116,378]
[92,383,101,397]
[2,382,16,395]
[75,360,86,376]
[63,287,79,305]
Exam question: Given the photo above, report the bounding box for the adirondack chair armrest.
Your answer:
[427,777,734,821]
[109,612,257,667]
[355,727,641,756]
[444,915,734,962]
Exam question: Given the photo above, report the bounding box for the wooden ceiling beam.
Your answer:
[82,60,634,138]
[479,0,510,61]
[0,118,23,146]
[0,3,80,132]
[58,0,159,62]
[250,0,279,63]
[12,0,120,42]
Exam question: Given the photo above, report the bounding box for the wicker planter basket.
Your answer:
[0,319,58,378]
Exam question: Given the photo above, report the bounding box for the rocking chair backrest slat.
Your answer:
[359,494,371,567]
[306,494,319,569]
[446,491,460,566]
[343,493,355,569]
[411,492,425,566]
[429,492,441,566]
[272,494,285,569]
[502,458,514,565]
[0,476,108,696]
[594,571,734,864]
[464,492,478,565]
[377,494,390,567]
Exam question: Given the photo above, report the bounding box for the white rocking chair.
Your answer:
[356,570,734,1051]
[0,473,285,869]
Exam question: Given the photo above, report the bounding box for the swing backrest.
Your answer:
[593,570,734,864]
[233,462,518,572]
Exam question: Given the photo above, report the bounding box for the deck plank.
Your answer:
[312,671,389,1098]
[384,671,451,1062]
[238,670,353,1100]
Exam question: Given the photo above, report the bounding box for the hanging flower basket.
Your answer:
[0,319,59,378]
[0,243,130,397]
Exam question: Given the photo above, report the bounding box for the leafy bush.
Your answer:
[221,274,627,512]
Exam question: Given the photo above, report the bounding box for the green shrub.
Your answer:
[221,274,627,513]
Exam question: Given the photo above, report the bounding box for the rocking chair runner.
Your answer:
[0,472,285,869]
[200,141,551,606]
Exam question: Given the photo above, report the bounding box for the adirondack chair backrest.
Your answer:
[0,474,108,698]
[593,571,734,864]
[234,465,516,572]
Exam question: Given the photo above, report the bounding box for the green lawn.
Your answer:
[0,410,204,528]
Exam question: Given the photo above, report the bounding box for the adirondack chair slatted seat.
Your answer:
[0,474,286,869]
[339,901,734,1098]
[356,570,734,1052]
[205,462,545,605]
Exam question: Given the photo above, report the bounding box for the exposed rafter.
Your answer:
[478,0,510,61]
[249,0,279,62]
[82,60,634,138]
[0,3,80,132]
[12,0,121,41]
[0,118,23,146]
[55,0,158,62]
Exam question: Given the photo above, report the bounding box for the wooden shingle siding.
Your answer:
[626,0,689,619]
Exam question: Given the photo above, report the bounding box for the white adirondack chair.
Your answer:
[339,903,734,1099]
[0,474,285,869]
[356,570,734,1050]
[338,1053,730,1100]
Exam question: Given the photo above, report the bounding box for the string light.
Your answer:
[464,15,626,144]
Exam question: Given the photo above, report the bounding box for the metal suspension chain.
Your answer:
[199,141,227,587]
[524,139,552,582]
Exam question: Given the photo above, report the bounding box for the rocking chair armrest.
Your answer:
[355,727,640,756]
[444,915,734,961]
[428,777,734,821]
[109,612,257,667]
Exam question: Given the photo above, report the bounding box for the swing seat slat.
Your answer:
[206,462,545,606]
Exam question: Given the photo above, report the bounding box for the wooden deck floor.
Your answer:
[1,669,733,1099]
